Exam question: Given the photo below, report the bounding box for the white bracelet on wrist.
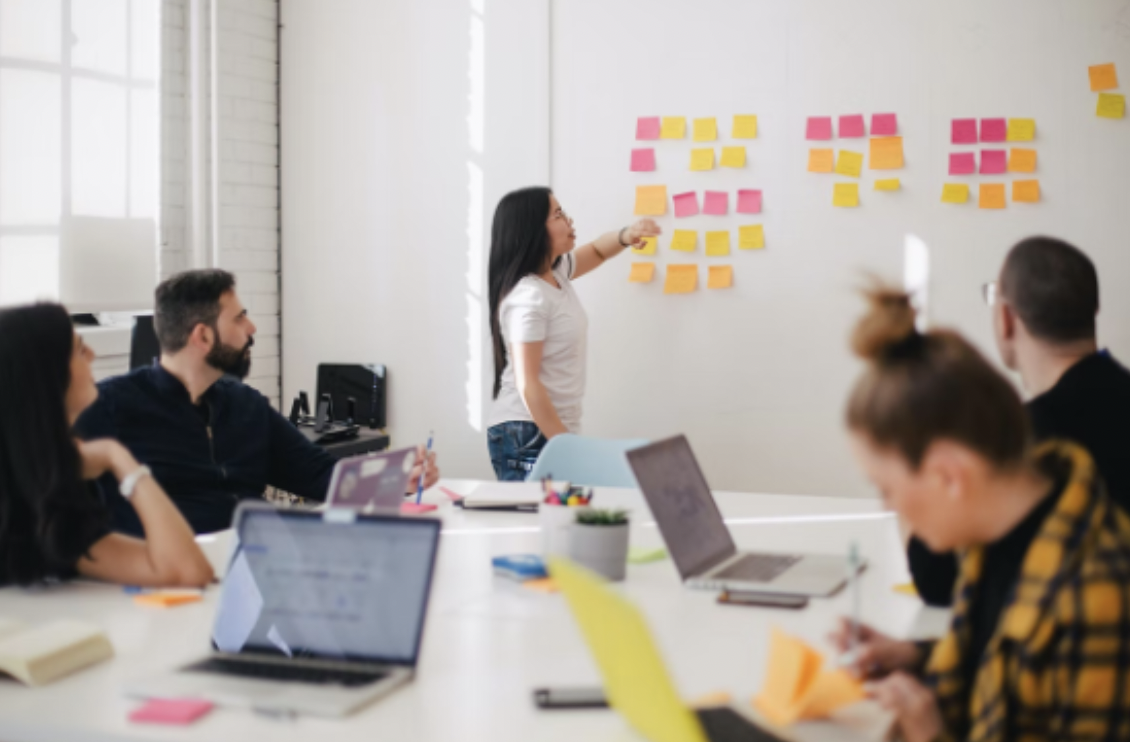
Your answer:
[119,465,152,500]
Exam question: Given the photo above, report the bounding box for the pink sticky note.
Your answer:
[980,149,1007,175]
[949,152,976,175]
[703,190,729,215]
[737,189,763,214]
[806,117,833,140]
[636,116,661,140]
[130,699,214,726]
[401,502,437,515]
[952,119,977,144]
[871,113,898,136]
[673,191,700,218]
[630,148,656,172]
[839,114,866,138]
[980,118,1007,143]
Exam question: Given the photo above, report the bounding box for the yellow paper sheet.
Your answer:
[834,150,863,178]
[941,183,969,204]
[739,224,765,250]
[732,115,758,139]
[1012,179,1041,203]
[670,230,697,252]
[1089,63,1119,92]
[634,185,668,216]
[801,670,867,718]
[1007,118,1036,142]
[632,236,658,255]
[664,265,697,294]
[752,628,865,728]
[874,178,901,191]
[720,146,746,168]
[693,117,718,142]
[979,183,1006,209]
[628,262,656,283]
[1008,148,1037,173]
[661,116,686,139]
[807,148,834,173]
[869,137,904,169]
[707,266,733,289]
[690,148,716,171]
[832,183,859,208]
[705,230,731,256]
[892,582,918,596]
[1097,93,1126,119]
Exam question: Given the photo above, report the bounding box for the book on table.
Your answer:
[0,618,113,686]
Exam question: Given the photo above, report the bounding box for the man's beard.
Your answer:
[205,335,254,379]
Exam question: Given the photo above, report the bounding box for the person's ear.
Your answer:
[188,323,214,353]
[921,440,975,504]
[998,301,1018,341]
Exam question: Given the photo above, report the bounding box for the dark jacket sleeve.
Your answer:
[265,407,337,501]
[907,536,959,608]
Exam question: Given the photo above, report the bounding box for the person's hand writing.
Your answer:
[868,672,943,742]
[827,617,923,680]
[405,447,440,495]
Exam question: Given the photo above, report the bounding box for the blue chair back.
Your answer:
[527,434,649,488]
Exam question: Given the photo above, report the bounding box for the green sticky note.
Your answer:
[628,546,668,564]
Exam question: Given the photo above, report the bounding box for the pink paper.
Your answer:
[400,502,437,514]
[673,191,700,218]
[952,119,977,144]
[737,189,763,214]
[871,113,898,135]
[630,148,656,172]
[703,190,729,215]
[839,114,866,138]
[636,116,661,140]
[980,149,1007,174]
[806,117,833,140]
[980,118,1006,142]
[949,152,976,175]
[130,699,214,726]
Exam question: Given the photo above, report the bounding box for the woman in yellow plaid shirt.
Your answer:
[831,286,1130,742]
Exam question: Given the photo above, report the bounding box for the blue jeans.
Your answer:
[487,421,547,481]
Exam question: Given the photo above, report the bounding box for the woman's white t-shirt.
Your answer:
[488,253,589,433]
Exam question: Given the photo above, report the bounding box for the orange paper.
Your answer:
[1089,63,1119,92]
[707,266,733,289]
[634,185,668,216]
[664,265,698,294]
[807,149,834,173]
[1012,180,1041,203]
[869,137,904,170]
[134,592,204,608]
[1008,148,1036,173]
[522,578,559,593]
[752,628,865,727]
[628,263,656,283]
[979,183,1006,209]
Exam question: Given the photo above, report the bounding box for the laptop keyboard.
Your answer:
[712,554,801,583]
[695,707,788,742]
[185,657,387,688]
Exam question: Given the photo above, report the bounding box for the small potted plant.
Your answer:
[569,509,630,581]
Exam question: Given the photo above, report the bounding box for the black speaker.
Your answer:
[316,364,386,429]
[130,315,161,370]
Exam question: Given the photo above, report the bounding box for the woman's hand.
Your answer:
[868,672,943,742]
[827,617,924,680]
[76,438,138,481]
[405,447,440,495]
[624,218,661,246]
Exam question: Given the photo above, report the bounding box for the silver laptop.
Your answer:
[627,435,860,597]
[325,446,417,512]
[123,503,442,718]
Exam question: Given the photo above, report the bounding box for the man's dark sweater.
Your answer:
[908,351,1130,607]
[75,365,336,535]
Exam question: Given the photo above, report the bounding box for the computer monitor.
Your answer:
[316,364,387,429]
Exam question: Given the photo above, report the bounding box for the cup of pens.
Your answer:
[539,477,592,559]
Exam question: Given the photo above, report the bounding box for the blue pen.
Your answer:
[416,431,434,505]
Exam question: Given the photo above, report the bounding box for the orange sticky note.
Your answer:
[664,265,697,294]
[869,137,904,169]
[134,592,204,608]
[707,266,733,289]
[1089,63,1119,92]
[628,263,656,283]
[522,578,559,593]
[801,669,867,719]
[1012,179,1041,203]
[752,628,865,728]
[634,185,667,216]
[807,148,834,173]
[1008,148,1036,173]
[979,183,1006,209]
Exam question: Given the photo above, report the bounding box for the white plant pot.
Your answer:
[569,523,629,582]
[540,504,577,558]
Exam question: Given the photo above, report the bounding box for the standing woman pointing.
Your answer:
[486,187,659,481]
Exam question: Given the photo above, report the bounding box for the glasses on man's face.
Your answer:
[981,281,998,306]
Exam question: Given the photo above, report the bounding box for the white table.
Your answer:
[0,481,949,742]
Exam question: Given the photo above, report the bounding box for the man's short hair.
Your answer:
[1000,237,1099,344]
[154,269,236,352]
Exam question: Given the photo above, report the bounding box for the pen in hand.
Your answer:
[416,431,434,505]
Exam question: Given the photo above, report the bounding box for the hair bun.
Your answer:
[851,285,919,362]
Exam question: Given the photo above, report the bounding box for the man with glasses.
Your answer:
[909,236,1130,607]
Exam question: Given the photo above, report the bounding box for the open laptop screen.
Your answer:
[213,508,440,666]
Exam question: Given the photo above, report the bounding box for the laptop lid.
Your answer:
[626,435,737,579]
[325,447,417,512]
[212,504,441,667]
[550,557,708,742]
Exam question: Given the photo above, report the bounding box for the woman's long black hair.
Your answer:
[488,186,557,399]
[0,303,106,585]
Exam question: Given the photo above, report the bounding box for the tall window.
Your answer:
[0,0,159,309]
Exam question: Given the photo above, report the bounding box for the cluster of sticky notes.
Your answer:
[657,264,734,292]
[947,116,1041,207]
[951,117,1035,145]
[941,181,1040,206]
[752,628,866,727]
[806,113,903,208]
[1089,63,1125,119]
[635,226,766,257]
[806,113,898,140]
[633,115,759,173]
[667,189,765,218]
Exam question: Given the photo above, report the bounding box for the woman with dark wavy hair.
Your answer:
[0,303,212,587]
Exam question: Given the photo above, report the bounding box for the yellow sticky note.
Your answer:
[941,183,969,204]
[1089,63,1119,92]
[874,178,901,191]
[660,116,686,139]
[732,115,758,139]
[808,149,834,173]
[670,230,697,252]
[1097,93,1126,119]
[693,117,718,142]
[893,582,918,596]
[979,183,1006,210]
[705,230,731,256]
[720,146,746,168]
[1007,118,1036,142]
[628,263,656,283]
[834,150,863,178]
[1013,179,1041,203]
[751,628,865,727]
[832,182,859,207]
[690,148,715,171]
[1008,148,1037,173]
[664,265,697,294]
[739,224,765,250]
[707,265,733,289]
[869,137,904,169]
[634,185,668,216]
[632,236,658,255]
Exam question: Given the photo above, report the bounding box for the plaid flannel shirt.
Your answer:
[923,441,1130,742]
